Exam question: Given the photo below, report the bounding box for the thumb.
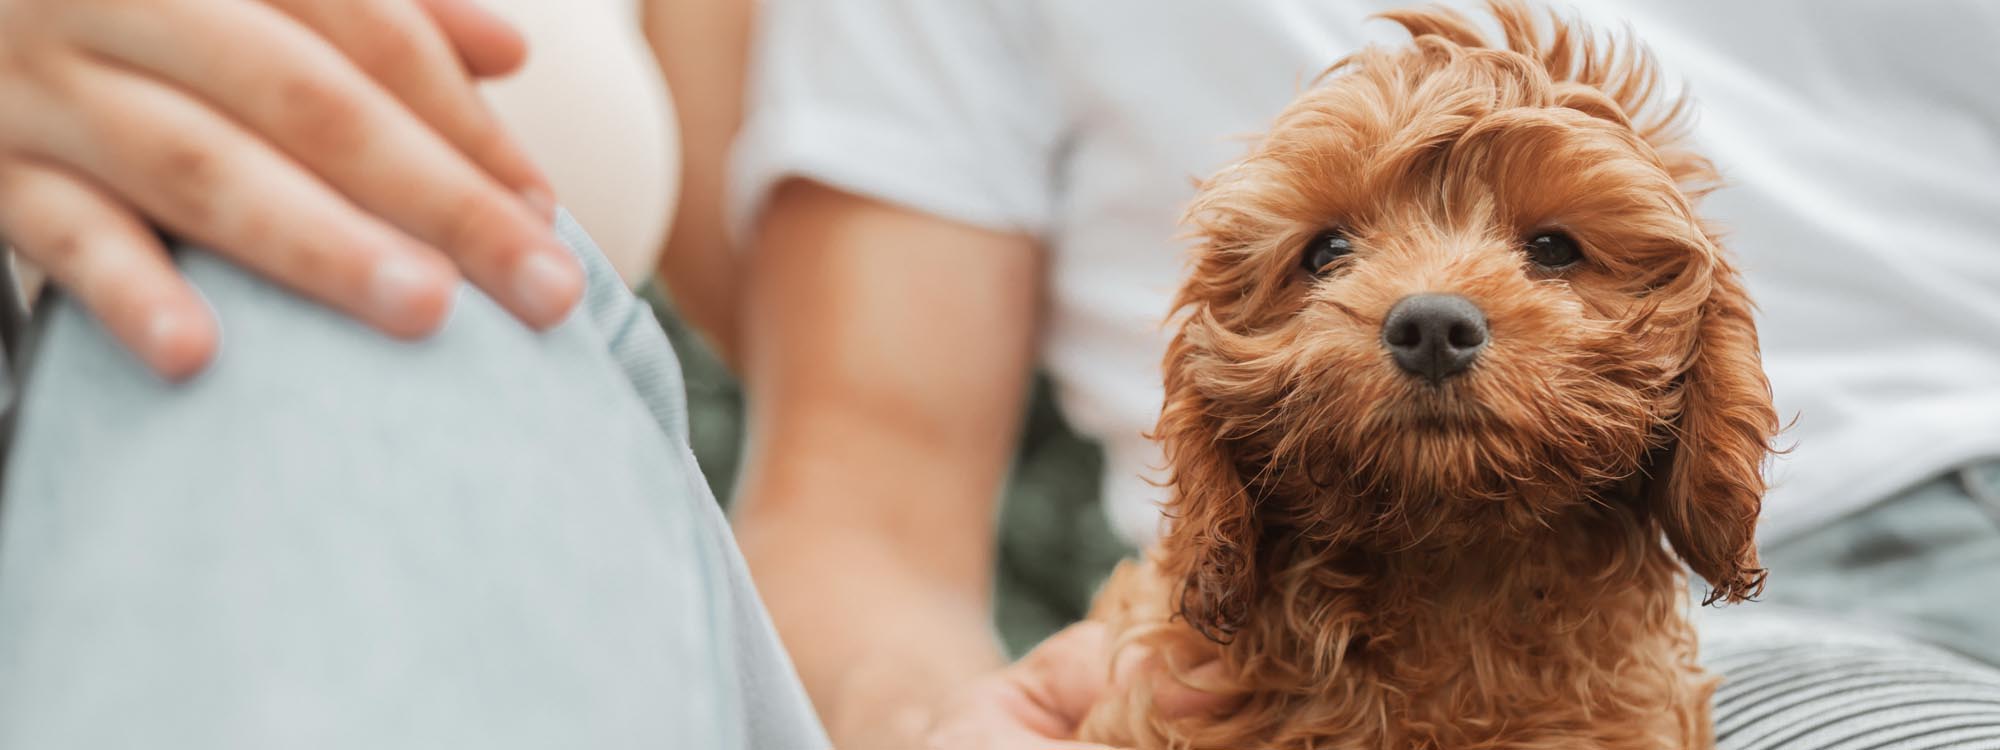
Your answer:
[1111,642,1242,720]
[1009,622,1118,729]
[417,0,530,78]
[1007,621,1241,746]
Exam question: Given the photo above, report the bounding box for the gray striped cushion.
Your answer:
[1704,610,2000,750]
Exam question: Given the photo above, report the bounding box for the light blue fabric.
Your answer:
[1709,461,2000,667]
[0,212,827,750]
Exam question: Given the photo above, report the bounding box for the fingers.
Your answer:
[73,0,580,329]
[1014,621,1237,723]
[414,0,529,77]
[31,61,463,340]
[926,627,1151,750]
[264,0,553,215]
[1013,622,1118,728]
[0,158,216,379]
[1016,621,1242,728]
[1112,643,1241,720]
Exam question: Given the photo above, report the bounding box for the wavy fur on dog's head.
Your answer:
[1156,0,1779,643]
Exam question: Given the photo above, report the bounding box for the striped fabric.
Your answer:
[1704,610,2000,750]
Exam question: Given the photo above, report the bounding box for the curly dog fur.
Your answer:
[1077,3,1780,748]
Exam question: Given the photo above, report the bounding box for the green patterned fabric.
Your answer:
[990,374,1136,656]
[646,291,1133,656]
[645,288,746,507]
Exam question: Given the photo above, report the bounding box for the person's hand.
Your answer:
[922,622,1235,750]
[0,0,581,379]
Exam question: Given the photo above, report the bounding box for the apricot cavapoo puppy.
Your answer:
[1077,2,1780,748]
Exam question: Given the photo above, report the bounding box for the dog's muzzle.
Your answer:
[1382,293,1488,384]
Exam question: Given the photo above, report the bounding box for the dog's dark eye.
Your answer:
[1525,231,1583,269]
[1301,230,1353,275]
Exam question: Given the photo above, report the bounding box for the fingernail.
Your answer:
[520,186,557,224]
[372,255,450,325]
[143,310,189,364]
[142,308,214,380]
[512,250,583,328]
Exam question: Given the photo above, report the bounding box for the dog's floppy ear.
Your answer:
[1646,260,1779,604]
[1154,323,1263,643]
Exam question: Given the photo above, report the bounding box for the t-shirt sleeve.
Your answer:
[728,0,1064,239]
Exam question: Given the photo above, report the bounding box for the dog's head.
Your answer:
[1157,0,1779,641]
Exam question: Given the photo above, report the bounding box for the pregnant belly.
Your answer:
[478,0,679,287]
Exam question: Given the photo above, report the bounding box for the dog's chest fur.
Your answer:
[1079,511,1718,750]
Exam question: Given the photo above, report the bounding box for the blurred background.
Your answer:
[0,1,1995,749]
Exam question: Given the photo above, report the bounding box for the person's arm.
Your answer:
[733,180,1041,749]
[641,0,754,366]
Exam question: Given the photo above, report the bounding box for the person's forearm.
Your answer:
[737,505,1005,748]
[734,182,1044,749]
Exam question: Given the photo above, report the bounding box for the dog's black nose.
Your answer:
[1382,293,1488,384]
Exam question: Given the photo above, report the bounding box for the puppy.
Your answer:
[1077,2,1778,748]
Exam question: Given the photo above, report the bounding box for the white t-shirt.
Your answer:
[733,0,2000,547]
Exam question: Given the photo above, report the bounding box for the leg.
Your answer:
[0,214,823,750]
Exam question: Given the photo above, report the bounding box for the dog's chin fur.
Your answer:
[1202,296,1669,552]
[1076,2,1780,748]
